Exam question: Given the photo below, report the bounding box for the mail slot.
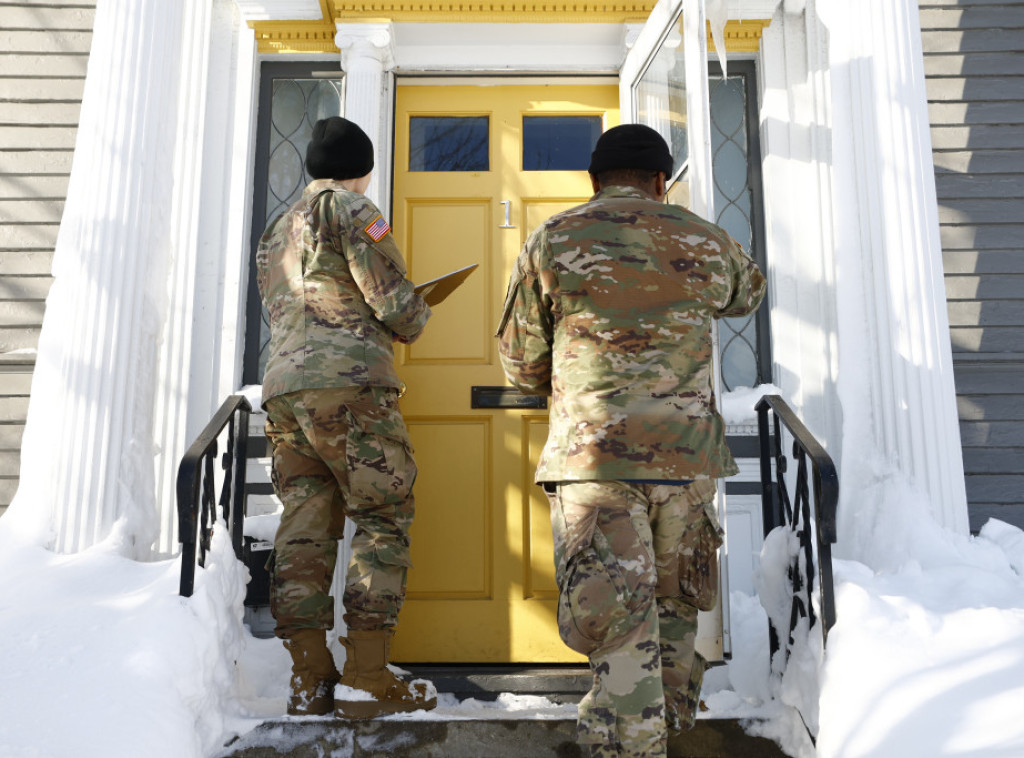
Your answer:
[471,386,548,409]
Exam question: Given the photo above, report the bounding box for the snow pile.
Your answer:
[242,514,280,543]
[3,385,1024,757]
[815,501,1024,758]
[0,519,249,758]
[384,691,577,721]
[721,383,783,425]
[744,496,1024,758]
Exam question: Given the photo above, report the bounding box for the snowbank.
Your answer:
[750,499,1024,758]
[3,431,1024,756]
[813,515,1024,758]
[0,520,250,758]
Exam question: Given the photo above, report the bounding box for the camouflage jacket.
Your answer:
[497,185,766,482]
[257,179,431,405]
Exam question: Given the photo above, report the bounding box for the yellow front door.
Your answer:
[390,82,619,662]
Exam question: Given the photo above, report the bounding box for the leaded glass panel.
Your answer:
[636,56,770,391]
[246,73,344,382]
[711,74,761,391]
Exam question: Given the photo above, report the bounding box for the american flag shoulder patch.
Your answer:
[364,214,391,242]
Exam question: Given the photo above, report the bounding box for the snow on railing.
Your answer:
[177,395,251,597]
[756,395,839,661]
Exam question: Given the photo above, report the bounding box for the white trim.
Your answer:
[733,0,783,16]
[220,12,261,403]
[620,1,681,97]
[157,0,261,553]
[757,4,842,450]
[152,0,219,555]
[684,0,715,221]
[234,0,322,21]
[392,23,627,74]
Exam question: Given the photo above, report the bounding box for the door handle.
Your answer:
[499,200,516,229]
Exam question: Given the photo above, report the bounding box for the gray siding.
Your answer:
[921,0,1024,531]
[0,1,95,515]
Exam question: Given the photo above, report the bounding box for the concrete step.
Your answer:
[217,717,788,758]
[216,667,787,757]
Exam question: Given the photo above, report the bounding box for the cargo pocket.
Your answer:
[347,425,416,508]
[679,503,724,612]
[551,494,642,656]
[366,532,414,570]
[557,534,623,655]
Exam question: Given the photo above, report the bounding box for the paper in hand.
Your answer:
[414,264,479,307]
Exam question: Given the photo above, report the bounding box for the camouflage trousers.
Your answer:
[264,386,417,638]
[545,479,723,758]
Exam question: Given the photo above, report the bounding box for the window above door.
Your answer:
[522,116,602,171]
[409,116,490,172]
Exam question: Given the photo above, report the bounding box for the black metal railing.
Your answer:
[177,395,251,597]
[756,395,839,661]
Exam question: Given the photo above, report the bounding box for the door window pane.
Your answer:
[410,116,489,171]
[522,116,602,170]
[710,74,762,391]
[266,79,344,222]
[635,22,688,178]
[636,42,771,389]
[254,76,344,381]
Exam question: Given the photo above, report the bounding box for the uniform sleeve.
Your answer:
[337,196,432,344]
[717,234,767,318]
[496,231,553,395]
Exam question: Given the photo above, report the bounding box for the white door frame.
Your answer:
[619,0,731,662]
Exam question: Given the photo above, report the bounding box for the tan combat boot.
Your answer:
[334,629,437,719]
[284,628,341,716]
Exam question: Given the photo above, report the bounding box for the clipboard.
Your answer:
[414,264,479,307]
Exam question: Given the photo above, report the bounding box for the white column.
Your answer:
[330,22,398,638]
[150,1,219,557]
[8,1,208,555]
[817,0,969,533]
[153,0,259,555]
[336,22,396,212]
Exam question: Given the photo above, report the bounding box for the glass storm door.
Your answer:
[390,82,619,663]
[243,64,345,385]
[621,0,775,663]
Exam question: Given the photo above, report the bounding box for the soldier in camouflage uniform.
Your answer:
[497,124,766,757]
[257,117,436,719]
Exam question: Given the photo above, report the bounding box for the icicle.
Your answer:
[706,0,728,78]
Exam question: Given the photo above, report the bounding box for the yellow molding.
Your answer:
[253,4,770,55]
[331,1,656,21]
[712,19,772,54]
[254,23,337,53]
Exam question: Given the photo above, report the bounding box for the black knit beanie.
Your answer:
[588,123,674,177]
[305,117,375,180]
